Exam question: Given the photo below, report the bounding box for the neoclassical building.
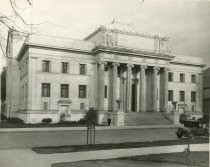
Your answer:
[5,22,205,125]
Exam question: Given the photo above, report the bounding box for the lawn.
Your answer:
[52,151,209,167]
[32,138,209,154]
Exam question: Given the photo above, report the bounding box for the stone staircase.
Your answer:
[124,112,173,126]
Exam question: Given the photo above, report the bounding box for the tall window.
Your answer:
[191,75,196,83]
[180,73,185,83]
[179,91,185,102]
[191,91,196,102]
[79,85,86,98]
[62,62,68,73]
[168,90,173,101]
[104,85,107,98]
[168,72,173,82]
[61,84,69,98]
[42,60,50,72]
[79,64,86,75]
[42,83,50,97]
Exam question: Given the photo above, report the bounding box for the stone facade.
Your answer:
[5,24,205,124]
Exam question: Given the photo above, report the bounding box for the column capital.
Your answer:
[163,67,170,71]
[98,61,107,65]
[112,62,120,66]
[153,66,160,71]
[140,65,147,70]
[127,63,134,68]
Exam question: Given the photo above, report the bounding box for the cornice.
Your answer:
[92,44,174,60]
[170,61,206,68]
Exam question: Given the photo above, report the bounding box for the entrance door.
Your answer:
[131,84,136,112]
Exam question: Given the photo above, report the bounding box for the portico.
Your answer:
[96,59,170,113]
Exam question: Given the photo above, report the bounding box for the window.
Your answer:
[79,64,86,75]
[80,102,85,110]
[43,102,48,110]
[61,84,69,98]
[62,62,68,73]
[180,74,185,82]
[168,72,173,82]
[191,75,196,83]
[179,91,185,102]
[104,85,107,98]
[42,83,50,97]
[79,85,86,98]
[42,60,50,72]
[168,90,173,101]
[191,91,196,102]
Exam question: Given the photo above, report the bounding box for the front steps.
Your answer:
[124,112,173,126]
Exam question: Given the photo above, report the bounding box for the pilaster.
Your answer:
[163,68,169,112]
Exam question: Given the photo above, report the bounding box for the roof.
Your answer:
[171,54,205,67]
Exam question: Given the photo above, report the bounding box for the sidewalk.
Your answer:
[0,143,208,167]
[0,124,179,133]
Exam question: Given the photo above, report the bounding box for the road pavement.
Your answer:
[0,128,177,149]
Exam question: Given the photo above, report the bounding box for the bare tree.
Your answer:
[0,0,32,58]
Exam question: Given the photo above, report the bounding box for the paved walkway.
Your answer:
[0,125,179,133]
[0,143,208,167]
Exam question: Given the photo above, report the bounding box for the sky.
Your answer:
[0,0,210,71]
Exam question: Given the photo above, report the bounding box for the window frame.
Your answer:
[42,83,51,97]
[191,75,196,83]
[168,90,173,101]
[179,91,185,102]
[79,85,86,98]
[42,60,50,72]
[79,64,86,75]
[61,84,69,98]
[61,62,68,74]
[168,72,173,82]
[180,73,185,83]
[191,91,196,102]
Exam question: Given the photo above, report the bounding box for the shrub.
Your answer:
[77,118,86,124]
[7,117,24,124]
[42,118,52,124]
[84,107,97,124]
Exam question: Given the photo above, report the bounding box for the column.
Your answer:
[97,61,106,110]
[119,66,125,111]
[112,62,120,111]
[126,64,133,112]
[163,68,169,112]
[153,66,160,112]
[140,65,147,112]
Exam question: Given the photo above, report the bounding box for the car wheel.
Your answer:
[176,128,184,139]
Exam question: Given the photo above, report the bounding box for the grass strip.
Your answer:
[32,138,209,154]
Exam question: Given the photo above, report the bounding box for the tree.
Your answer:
[1,67,6,102]
[0,0,32,58]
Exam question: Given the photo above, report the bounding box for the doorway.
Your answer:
[131,84,136,112]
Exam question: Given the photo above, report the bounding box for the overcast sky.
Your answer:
[0,0,210,71]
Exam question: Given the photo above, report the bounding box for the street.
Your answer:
[0,128,177,149]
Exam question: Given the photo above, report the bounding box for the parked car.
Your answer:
[176,119,209,139]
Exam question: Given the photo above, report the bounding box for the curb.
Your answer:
[0,125,179,133]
